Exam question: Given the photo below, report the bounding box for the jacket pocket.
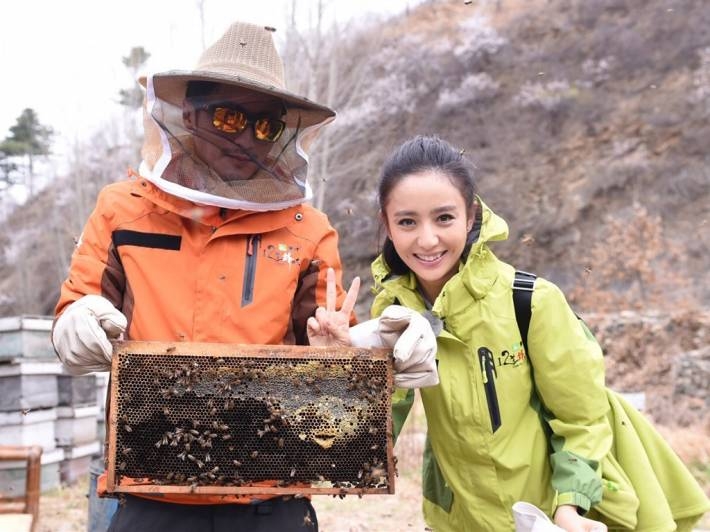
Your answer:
[478,347,501,432]
[422,436,453,513]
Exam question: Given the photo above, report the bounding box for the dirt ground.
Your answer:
[36,399,710,532]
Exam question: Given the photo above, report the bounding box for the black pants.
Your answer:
[107,495,318,532]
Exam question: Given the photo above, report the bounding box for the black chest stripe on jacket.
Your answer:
[112,230,182,250]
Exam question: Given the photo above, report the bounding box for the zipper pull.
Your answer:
[478,348,489,384]
[487,350,497,378]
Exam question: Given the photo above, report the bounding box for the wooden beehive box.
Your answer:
[106,341,395,496]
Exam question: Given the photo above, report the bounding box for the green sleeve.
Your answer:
[529,279,612,513]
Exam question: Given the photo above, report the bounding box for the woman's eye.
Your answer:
[397,218,415,227]
[438,214,455,223]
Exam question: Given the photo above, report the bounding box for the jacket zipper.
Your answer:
[478,347,501,433]
[241,234,260,306]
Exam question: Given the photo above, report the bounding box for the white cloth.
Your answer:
[349,305,439,388]
[52,295,127,375]
[512,502,565,532]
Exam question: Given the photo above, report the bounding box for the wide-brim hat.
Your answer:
[140,21,334,128]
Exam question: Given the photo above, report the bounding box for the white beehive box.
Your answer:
[0,360,62,412]
[55,405,101,446]
[0,315,54,361]
[0,408,58,450]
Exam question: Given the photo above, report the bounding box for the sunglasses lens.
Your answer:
[212,107,247,133]
[254,118,285,142]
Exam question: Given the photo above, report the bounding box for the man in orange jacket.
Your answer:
[52,20,438,531]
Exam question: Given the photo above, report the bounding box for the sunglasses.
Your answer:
[199,102,286,143]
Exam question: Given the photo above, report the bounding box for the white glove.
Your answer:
[349,305,439,388]
[512,502,565,532]
[52,295,127,375]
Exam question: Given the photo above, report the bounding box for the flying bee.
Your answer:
[303,513,313,527]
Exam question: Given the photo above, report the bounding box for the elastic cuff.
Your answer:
[556,491,592,514]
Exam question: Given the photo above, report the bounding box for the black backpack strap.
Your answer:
[512,270,537,354]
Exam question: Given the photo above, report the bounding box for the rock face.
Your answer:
[586,309,710,427]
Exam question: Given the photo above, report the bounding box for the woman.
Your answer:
[367,135,709,531]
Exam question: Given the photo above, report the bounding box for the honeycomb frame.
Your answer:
[106,341,395,496]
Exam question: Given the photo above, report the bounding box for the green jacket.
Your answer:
[371,201,709,531]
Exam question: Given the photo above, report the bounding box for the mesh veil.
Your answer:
[139,75,331,211]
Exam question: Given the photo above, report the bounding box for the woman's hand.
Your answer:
[306,268,360,347]
[554,505,607,532]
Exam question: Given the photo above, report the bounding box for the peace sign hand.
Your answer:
[307,267,360,347]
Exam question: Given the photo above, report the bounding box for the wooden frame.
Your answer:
[106,341,395,496]
[0,445,43,532]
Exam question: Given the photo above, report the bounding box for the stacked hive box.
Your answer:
[0,315,103,494]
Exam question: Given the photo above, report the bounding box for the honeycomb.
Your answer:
[106,341,394,495]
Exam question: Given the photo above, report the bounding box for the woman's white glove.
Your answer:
[52,295,127,375]
[349,305,439,388]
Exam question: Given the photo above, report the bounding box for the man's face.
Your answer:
[184,85,285,181]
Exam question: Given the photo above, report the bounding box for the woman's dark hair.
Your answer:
[378,135,479,275]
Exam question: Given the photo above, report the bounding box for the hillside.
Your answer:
[315,0,710,315]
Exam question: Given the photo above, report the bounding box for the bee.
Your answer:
[232,460,242,467]
[166,346,176,353]
[121,448,132,455]
[124,424,133,433]
[250,451,259,459]
[118,461,127,471]
[303,513,313,527]
[264,26,276,32]
[290,467,296,478]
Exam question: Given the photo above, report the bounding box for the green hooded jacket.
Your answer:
[371,201,709,531]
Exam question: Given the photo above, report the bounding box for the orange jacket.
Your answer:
[55,175,351,504]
